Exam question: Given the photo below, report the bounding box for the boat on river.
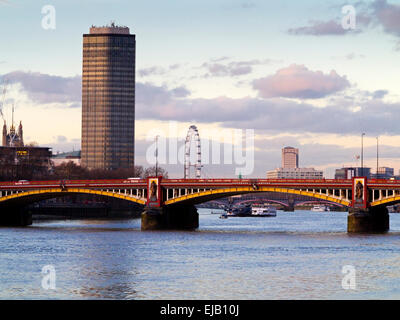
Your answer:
[311,205,330,212]
[226,205,252,217]
[251,204,277,217]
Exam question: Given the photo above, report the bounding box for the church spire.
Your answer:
[2,120,7,147]
[18,121,23,146]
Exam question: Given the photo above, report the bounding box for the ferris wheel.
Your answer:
[184,125,202,179]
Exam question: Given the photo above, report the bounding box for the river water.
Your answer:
[1,209,400,300]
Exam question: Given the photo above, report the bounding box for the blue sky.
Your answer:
[1,0,400,178]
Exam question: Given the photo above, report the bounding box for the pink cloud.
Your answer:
[252,64,350,99]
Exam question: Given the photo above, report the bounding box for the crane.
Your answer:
[0,78,9,122]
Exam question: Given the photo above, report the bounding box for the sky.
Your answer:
[1,0,400,178]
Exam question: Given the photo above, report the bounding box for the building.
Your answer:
[281,146,298,168]
[334,167,371,179]
[81,23,136,170]
[52,150,81,166]
[0,146,52,180]
[2,121,24,147]
[267,168,323,179]
[267,146,322,179]
[371,167,394,179]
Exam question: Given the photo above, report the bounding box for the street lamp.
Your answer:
[361,133,365,177]
[155,135,159,177]
[376,136,379,179]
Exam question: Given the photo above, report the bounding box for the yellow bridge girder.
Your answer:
[164,186,351,206]
[371,196,400,207]
[0,188,146,205]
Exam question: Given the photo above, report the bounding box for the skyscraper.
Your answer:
[281,146,298,168]
[82,23,135,170]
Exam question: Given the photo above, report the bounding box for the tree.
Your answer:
[53,161,87,179]
[143,166,168,178]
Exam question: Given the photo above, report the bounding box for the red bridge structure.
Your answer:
[0,176,399,232]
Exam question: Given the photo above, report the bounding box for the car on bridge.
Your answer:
[15,180,30,185]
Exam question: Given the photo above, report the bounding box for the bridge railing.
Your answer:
[0,178,147,188]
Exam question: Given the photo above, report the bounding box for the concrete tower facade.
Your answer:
[81,24,136,170]
[282,146,299,169]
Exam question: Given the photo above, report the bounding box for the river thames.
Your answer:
[1,209,400,300]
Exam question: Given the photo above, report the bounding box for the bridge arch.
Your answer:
[371,196,400,207]
[295,200,345,208]
[235,198,289,208]
[164,186,351,207]
[0,188,146,207]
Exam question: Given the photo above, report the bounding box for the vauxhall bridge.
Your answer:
[0,177,399,233]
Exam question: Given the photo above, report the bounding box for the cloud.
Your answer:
[3,71,81,104]
[3,70,192,108]
[171,86,190,98]
[344,53,365,60]
[372,0,400,37]
[241,2,256,9]
[6,70,398,138]
[252,64,350,99]
[395,40,400,51]
[288,20,352,36]
[135,82,400,136]
[288,1,400,41]
[201,59,271,77]
[138,66,166,77]
[56,135,67,143]
[136,82,191,106]
[138,64,182,77]
[48,137,80,154]
[372,90,388,99]
[210,56,230,62]
[331,53,365,60]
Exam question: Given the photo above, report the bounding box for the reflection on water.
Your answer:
[1,209,400,299]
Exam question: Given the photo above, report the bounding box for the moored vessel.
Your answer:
[251,204,277,217]
[311,205,330,212]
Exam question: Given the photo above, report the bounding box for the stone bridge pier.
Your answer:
[0,205,32,227]
[141,205,199,231]
[348,206,389,233]
[141,176,198,231]
[347,177,389,233]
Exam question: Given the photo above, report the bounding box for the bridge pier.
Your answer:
[283,205,294,212]
[348,206,389,233]
[0,207,32,227]
[141,205,199,231]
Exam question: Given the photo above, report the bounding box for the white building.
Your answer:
[267,167,324,179]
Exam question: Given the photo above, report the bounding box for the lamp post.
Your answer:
[155,135,159,177]
[376,136,379,179]
[361,133,365,177]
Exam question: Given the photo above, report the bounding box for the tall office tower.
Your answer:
[82,23,135,170]
[282,146,299,168]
